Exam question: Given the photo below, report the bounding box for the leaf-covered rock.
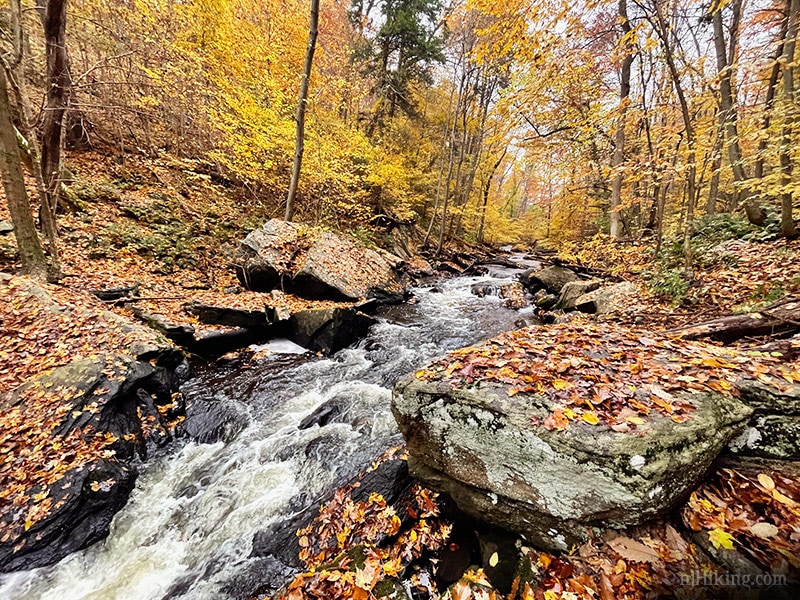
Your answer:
[392,322,799,550]
[0,355,182,572]
[236,219,407,302]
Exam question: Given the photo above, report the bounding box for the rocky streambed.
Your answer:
[0,261,537,599]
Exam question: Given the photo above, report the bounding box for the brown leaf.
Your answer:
[607,536,663,565]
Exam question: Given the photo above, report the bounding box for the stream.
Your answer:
[1,258,538,600]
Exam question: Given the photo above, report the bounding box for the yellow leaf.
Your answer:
[489,551,499,567]
[708,528,735,550]
[553,379,570,390]
[625,416,644,425]
[757,473,776,491]
[772,489,798,507]
[582,412,600,425]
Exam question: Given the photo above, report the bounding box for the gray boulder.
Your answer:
[555,279,602,310]
[392,378,751,551]
[520,266,579,294]
[575,282,638,315]
[236,220,406,302]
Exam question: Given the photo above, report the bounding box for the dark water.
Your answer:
[1,259,538,600]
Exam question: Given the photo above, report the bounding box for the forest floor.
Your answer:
[0,149,364,370]
[2,150,800,599]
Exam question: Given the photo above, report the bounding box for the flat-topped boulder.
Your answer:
[236,220,407,302]
[392,323,797,551]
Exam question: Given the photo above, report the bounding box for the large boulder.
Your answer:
[392,323,766,551]
[0,274,186,572]
[0,355,182,572]
[555,279,602,310]
[575,281,639,315]
[236,220,406,302]
[519,266,579,294]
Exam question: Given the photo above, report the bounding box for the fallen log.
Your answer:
[90,283,140,301]
[742,334,800,359]
[667,298,800,343]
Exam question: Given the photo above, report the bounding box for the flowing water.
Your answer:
[1,260,538,600]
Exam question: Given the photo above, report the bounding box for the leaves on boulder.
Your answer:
[414,321,797,430]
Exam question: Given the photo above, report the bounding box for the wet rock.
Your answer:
[534,291,557,309]
[471,283,497,298]
[436,524,480,588]
[0,355,180,572]
[190,327,266,358]
[221,556,298,599]
[556,279,602,310]
[499,282,528,309]
[187,301,274,330]
[517,268,538,290]
[575,281,639,315]
[520,266,579,294]
[288,306,376,354]
[132,307,196,346]
[392,376,752,552]
[299,399,345,430]
[178,397,249,444]
[236,219,406,302]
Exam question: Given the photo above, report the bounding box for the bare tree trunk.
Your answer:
[649,0,697,272]
[436,62,467,254]
[711,0,766,225]
[0,68,47,280]
[706,112,723,215]
[780,0,799,237]
[423,82,456,246]
[610,0,633,240]
[285,0,319,222]
[39,0,70,232]
[754,13,788,181]
[477,148,506,243]
[7,0,60,274]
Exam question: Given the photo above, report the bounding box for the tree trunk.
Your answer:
[667,298,800,342]
[285,0,320,222]
[7,0,60,274]
[477,148,506,243]
[650,1,697,272]
[706,113,723,215]
[40,0,70,228]
[754,13,787,181]
[437,63,467,254]
[610,0,633,240]
[780,0,799,237]
[0,68,47,280]
[711,0,766,225]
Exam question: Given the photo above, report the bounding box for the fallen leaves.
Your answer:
[414,321,798,431]
[683,468,800,576]
[274,448,452,600]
